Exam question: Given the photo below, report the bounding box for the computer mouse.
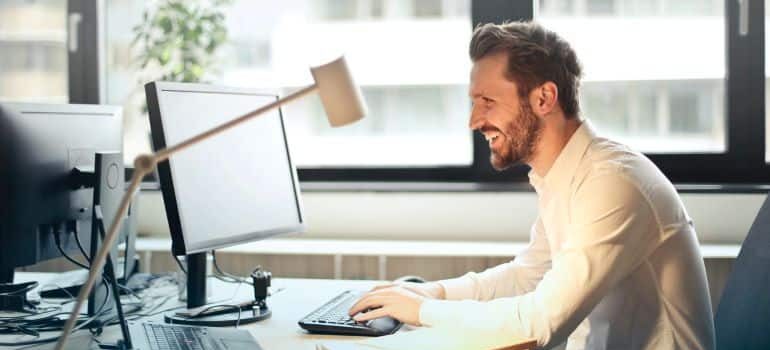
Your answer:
[393,275,426,284]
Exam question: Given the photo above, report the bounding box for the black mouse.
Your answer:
[394,275,426,284]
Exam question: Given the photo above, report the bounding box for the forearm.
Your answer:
[426,281,446,299]
[437,259,549,301]
[420,248,639,347]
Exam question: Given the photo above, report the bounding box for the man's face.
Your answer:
[469,52,542,171]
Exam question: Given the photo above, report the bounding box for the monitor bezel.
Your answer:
[145,81,305,256]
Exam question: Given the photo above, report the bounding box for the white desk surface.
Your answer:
[3,272,387,350]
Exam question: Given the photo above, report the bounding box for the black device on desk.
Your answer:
[299,290,402,336]
[297,275,423,336]
[0,103,137,319]
[128,322,261,350]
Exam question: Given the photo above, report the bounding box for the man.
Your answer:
[349,21,716,349]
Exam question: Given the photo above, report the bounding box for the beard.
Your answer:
[490,102,542,171]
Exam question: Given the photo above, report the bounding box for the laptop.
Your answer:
[127,322,261,350]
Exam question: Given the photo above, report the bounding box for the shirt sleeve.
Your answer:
[438,216,552,301]
[419,173,663,347]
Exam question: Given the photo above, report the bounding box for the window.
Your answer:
[8,0,760,185]
[0,0,68,103]
[105,0,473,169]
[538,0,726,154]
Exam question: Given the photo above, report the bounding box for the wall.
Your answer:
[137,191,764,244]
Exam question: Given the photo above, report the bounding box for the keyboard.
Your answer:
[131,322,262,350]
[298,290,402,336]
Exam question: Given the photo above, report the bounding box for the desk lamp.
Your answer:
[54,56,367,350]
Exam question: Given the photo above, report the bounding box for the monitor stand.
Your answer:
[163,252,271,326]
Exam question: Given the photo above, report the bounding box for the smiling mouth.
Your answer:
[482,130,502,148]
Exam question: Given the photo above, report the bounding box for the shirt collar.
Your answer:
[528,120,596,192]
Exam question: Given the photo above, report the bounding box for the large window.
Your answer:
[0,0,68,103]
[105,0,472,169]
[6,0,765,185]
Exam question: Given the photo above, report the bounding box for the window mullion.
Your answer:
[67,0,102,104]
[726,0,765,167]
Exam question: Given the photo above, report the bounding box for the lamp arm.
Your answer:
[54,83,318,350]
[155,84,318,162]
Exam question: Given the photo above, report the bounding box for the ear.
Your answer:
[528,81,559,117]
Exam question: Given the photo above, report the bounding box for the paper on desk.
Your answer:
[317,326,536,350]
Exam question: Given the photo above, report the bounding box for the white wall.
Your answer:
[137,190,764,244]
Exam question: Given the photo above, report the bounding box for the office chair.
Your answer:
[714,193,770,349]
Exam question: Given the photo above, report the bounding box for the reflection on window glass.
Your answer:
[0,0,68,103]
[106,0,472,167]
[539,0,725,153]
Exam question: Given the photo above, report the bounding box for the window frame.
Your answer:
[75,0,768,187]
[68,0,103,104]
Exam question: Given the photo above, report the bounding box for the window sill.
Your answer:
[139,181,770,193]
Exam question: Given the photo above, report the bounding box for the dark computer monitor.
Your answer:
[0,103,135,324]
[145,81,304,326]
[0,103,125,281]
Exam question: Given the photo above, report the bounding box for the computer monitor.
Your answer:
[145,81,304,326]
[0,103,125,283]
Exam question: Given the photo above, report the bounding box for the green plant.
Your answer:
[132,0,232,83]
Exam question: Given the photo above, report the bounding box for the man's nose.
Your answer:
[469,107,485,130]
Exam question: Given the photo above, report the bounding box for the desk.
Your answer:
[2,273,388,349]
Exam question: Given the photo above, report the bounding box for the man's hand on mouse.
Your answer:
[347,282,446,326]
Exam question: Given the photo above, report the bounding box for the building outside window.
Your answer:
[539,0,726,154]
[0,0,68,103]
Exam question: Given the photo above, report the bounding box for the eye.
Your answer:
[482,97,494,104]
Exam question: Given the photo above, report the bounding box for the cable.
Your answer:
[52,227,89,270]
[0,278,113,346]
[172,255,187,275]
[115,284,141,301]
[73,229,92,264]
[0,281,37,297]
[211,250,253,285]
[65,227,139,302]
[126,275,182,318]
[38,282,76,304]
[0,307,107,346]
[130,295,178,318]
[185,304,243,328]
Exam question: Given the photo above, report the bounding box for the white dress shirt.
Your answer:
[419,121,715,350]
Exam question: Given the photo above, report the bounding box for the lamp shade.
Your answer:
[310,56,367,127]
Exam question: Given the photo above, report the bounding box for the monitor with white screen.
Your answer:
[145,81,304,326]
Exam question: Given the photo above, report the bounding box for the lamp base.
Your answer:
[163,303,271,327]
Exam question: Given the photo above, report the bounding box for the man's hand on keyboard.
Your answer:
[347,286,426,326]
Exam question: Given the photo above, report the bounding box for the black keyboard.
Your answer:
[143,323,223,350]
[298,290,402,336]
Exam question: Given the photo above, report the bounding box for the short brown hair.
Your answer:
[470,21,582,117]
